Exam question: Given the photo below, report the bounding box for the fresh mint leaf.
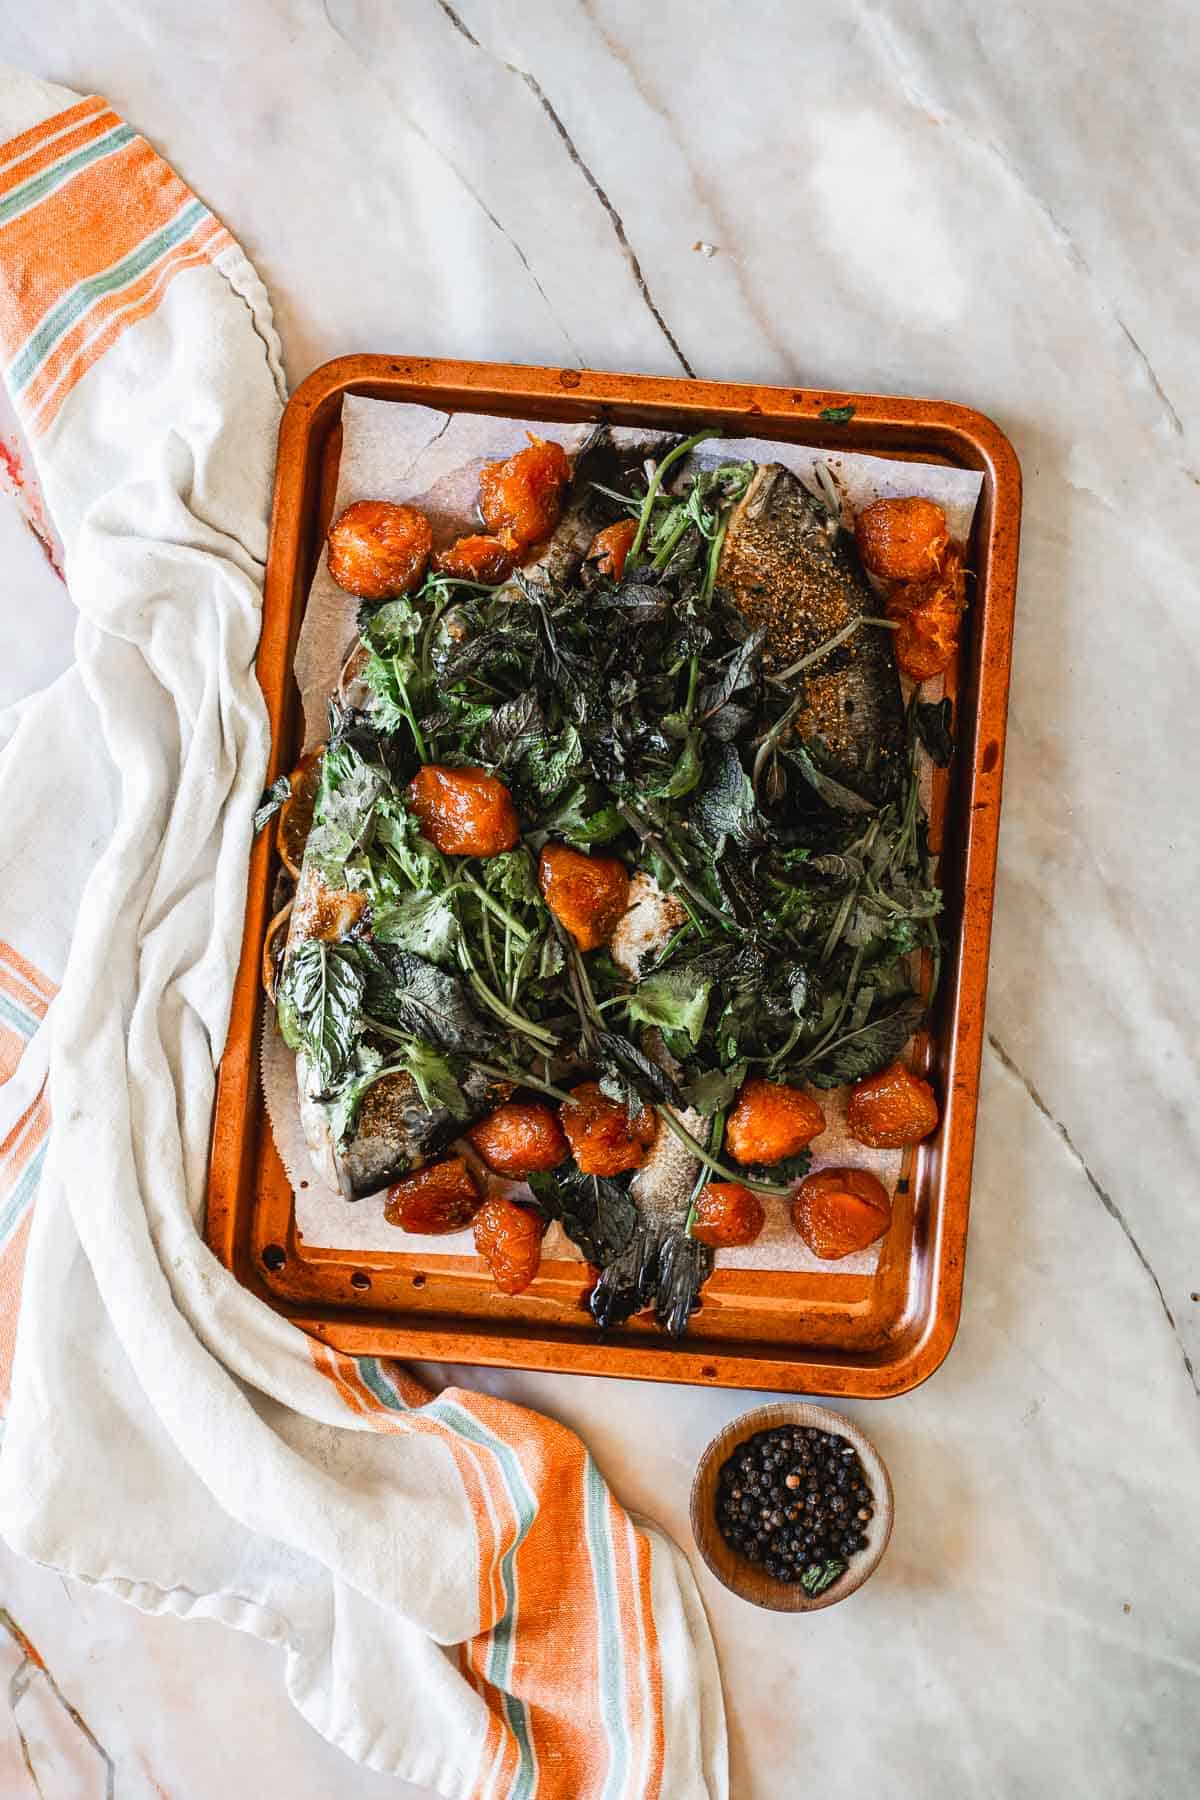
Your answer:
[520,723,583,801]
[691,743,761,848]
[804,995,926,1088]
[362,948,497,1054]
[563,805,626,849]
[644,730,703,801]
[390,1037,471,1121]
[479,692,546,768]
[529,1164,638,1268]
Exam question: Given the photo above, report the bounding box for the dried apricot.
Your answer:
[385,1157,483,1233]
[327,500,432,599]
[538,844,630,951]
[792,1168,892,1260]
[585,517,638,581]
[690,1182,765,1248]
[474,1196,544,1294]
[562,1081,656,1176]
[854,496,949,583]
[847,1061,939,1149]
[479,437,571,553]
[887,548,966,682]
[406,764,520,857]
[468,1101,569,1178]
[433,534,514,584]
[726,1078,826,1166]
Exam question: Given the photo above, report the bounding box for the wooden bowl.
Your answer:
[690,1402,894,1611]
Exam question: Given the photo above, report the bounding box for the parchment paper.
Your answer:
[265,395,982,1274]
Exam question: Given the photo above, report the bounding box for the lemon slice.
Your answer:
[261,898,295,1001]
[276,746,324,879]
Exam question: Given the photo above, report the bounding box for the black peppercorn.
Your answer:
[715,1424,876,1585]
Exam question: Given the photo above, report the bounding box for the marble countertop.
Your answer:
[1,2,1196,1795]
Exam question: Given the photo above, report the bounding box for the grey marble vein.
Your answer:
[988,1032,1198,1396]
[434,0,696,375]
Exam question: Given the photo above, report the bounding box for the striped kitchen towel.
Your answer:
[0,66,726,1799]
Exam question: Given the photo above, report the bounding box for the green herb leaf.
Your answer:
[371,888,460,964]
[818,405,855,424]
[520,723,584,801]
[276,940,366,1092]
[528,1164,638,1267]
[697,629,765,721]
[563,805,626,849]
[362,948,497,1054]
[530,932,563,982]
[800,1558,846,1595]
[479,692,546,768]
[644,730,703,801]
[804,995,926,1087]
[691,743,761,848]
[738,1147,813,1185]
[254,775,290,834]
[683,1062,746,1116]
[361,594,423,661]
[627,965,713,1047]
[594,1030,683,1106]
[480,848,541,908]
[785,741,877,815]
[390,1037,471,1121]
[370,793,441,889]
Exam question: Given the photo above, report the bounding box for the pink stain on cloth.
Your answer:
[0,429,65,582]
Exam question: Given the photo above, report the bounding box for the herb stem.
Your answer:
[684,1111,725,1234]
[455,875,533,942]
[481,903,500,989]
[652,511,694,571]
[765,616,898,689]
[699,515,729,606]
[653,1104,793,1197]
[456,939,559,1048]
[391,655,428,762]
[682,652,701,724]
[472,1059,576,1105]
[629,430,722,563]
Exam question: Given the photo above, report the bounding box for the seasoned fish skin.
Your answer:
[522,429,663,587]
[717,463,906,799]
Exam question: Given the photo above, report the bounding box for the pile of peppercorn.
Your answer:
[716,1424,875,1596]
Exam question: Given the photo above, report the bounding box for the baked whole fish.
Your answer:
[716,462,906,801]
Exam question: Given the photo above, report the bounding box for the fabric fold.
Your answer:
[0,66,725,1799]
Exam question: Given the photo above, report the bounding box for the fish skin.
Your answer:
[591,1039,713,1335]
[717,462,906,800]
[521,427,663,587]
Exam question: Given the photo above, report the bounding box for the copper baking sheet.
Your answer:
[206,356,1021,1396]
